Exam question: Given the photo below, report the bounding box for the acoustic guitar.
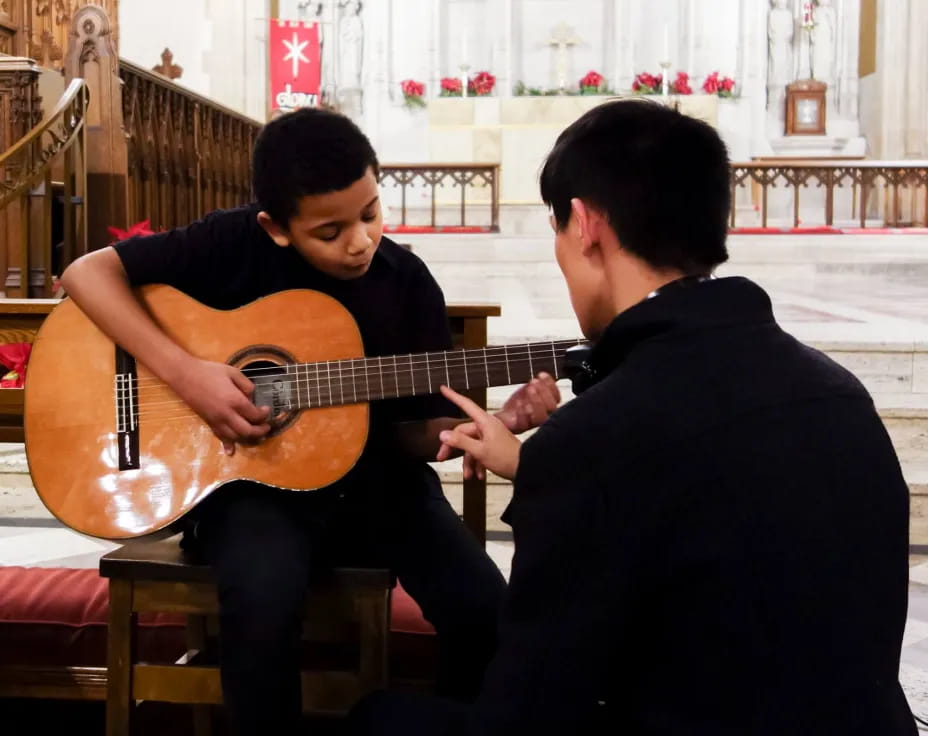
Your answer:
[24,285,585,540]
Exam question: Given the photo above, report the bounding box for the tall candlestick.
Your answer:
[662,24,669,62]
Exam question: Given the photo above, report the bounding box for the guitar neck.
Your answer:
[275,339,583,410]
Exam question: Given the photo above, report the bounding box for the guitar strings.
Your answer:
[113,348,575,424]
[113,343,581,400]
[115,340,583,390]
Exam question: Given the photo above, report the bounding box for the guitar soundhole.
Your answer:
[227,345,300,438]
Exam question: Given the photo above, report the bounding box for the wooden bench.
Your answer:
[100,540,394,734]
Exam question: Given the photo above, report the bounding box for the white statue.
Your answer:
[338,0,363,90]
[767,0,794,88]
[812,0,837,94]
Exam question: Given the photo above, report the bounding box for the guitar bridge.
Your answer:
[114,347,140,470]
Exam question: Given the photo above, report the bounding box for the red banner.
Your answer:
[269,20,321,112]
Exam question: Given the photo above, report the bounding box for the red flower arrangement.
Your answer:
[400,79,426,108]
[669,71,692,95]
[580,70,605,94]
[631,71,663,95]
[0,343,31,388]
[702,71,736,98]
[107,219,157,243]
[467,71,496,96]
[440,77,463,96]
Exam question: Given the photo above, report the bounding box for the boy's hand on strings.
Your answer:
[495,372,561,434]
[172,358,272,456]
[437,385,521,481]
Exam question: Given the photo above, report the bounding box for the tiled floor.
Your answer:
[3,232,928,722]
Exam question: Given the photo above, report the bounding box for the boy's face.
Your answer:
[260,167,382,280]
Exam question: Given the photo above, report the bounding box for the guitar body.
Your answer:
[24,285,369,540]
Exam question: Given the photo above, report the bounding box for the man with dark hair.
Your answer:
[60,107,561,735]
[352,99,915,734]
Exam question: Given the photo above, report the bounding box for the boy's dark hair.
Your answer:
[540,99,730,274]
[252,108,379,227]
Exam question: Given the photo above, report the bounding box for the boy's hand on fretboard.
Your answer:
[494,372,560,434]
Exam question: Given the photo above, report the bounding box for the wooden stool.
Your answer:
[99,538,392,736]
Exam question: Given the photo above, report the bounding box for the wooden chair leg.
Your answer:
[186,614,213,736]
[357,588,390,693]
[106,579,136,736]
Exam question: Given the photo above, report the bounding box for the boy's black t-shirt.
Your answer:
[113,204,458,495]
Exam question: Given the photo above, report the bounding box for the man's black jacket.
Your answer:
[476,276,915,735]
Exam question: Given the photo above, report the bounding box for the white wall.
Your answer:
[119,0,212,96]
[120,0,266,120]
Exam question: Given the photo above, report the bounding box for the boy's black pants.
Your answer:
[183,465,506,735]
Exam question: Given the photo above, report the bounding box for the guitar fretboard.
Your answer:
[250,339,583,410]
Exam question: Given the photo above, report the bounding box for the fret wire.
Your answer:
[425,353,432,393]
[444,352,450,386]
[363,357,370,401]
[483,347,489,386]
[409,354,416,396]
[326,361,332,406]
[393,355,399,397]
[503,344,511,384]
[462,349,469,389]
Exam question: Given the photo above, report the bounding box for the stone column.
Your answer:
[859,0,927,159]
[835,0,861,120]
[612,0,633,92]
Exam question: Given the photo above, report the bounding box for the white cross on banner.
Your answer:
[269,20,321,111]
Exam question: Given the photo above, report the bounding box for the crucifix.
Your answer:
[547,22,581,93]
[152,48,183,81]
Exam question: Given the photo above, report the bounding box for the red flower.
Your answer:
[670,71,692,95]
[0,343,31,388]
[107,220,157,244]
[702,71,720,94]
[400,79,425,97]
[467,70,496,96]
[440,77,462,95]
[632,71,663,94]
[702,71,736,97]
[580,70,604,89]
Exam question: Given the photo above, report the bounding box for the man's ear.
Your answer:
[256,211,291,247]
[570,198,605,256]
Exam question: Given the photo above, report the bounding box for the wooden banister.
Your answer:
[0,77,88,298]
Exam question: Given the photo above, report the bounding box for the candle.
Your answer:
[461,34,468,64]
[662,24,669,62]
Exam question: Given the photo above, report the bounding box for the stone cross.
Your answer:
[152,48,183,81]
[547,22,581,92]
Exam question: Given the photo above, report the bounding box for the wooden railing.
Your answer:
[119,60,261,233]
[0,78,88,297]
[379,164,500,232]
[730,161,928,229]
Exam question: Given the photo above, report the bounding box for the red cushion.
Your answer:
[0,567,435,670]
[391,583,435,636]
[0,566,184,667]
